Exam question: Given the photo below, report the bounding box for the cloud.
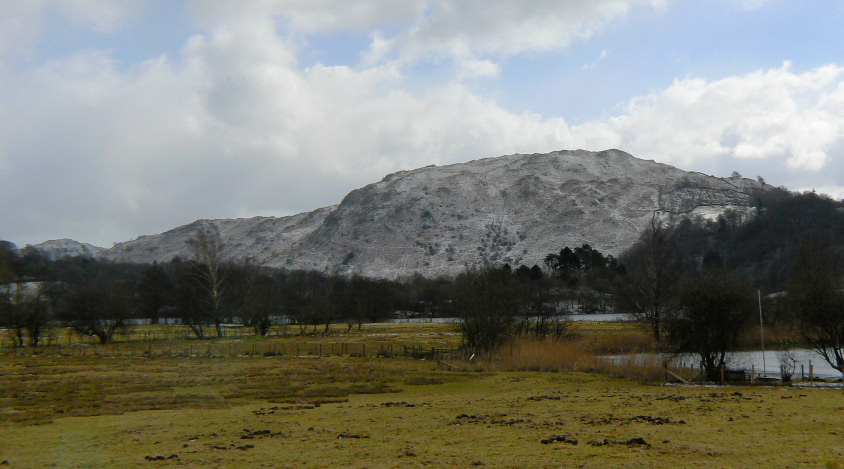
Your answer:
[457,59,501,78]
[3,3,844,248]
[189,0,667,71]
[568,62,844,175]
[0,0,138,56]
[0,16,572,246]
[583,49,609,70]
[371,1,665,64]
[188,0,425,34]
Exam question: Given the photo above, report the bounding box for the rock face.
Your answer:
[96,149,764,278]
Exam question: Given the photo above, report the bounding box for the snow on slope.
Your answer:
[102,205,336,265]
[95,149,764,278]
[32,239,105,259]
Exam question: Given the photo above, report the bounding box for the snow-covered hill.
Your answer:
[32,239,105,260]
[94,149,764,277]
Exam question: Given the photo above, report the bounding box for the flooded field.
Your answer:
[606,349,843,380]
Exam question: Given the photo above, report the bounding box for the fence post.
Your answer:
[720,364,725,385]
[809,360,813,386]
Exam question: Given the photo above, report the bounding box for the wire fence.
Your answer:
[0,336,466,361]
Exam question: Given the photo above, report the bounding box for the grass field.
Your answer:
[1,322,842,468]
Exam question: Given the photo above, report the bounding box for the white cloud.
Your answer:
[188,0,425,33]
[190,0,667,68]
[567,63,844,174]
[3,2,844,248]
[0,16,573,246]
[381,0,665,63]
[583,49,609,70]
[0,0,138,56]
[457,59,501,78]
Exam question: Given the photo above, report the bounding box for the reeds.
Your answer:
[459,336,681,383]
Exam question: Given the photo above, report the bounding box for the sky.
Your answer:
[2,0,844,248]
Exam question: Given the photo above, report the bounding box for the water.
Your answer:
[606,349,842,380]
[388,317,459,324]
[389,313,628,324]
[725,349,841,380]
[567,313,628,322]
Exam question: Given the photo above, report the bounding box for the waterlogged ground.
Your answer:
[1,355,842,468]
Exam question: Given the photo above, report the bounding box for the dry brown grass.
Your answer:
[456,337,687,383]
[570,319,659,353]
[0,354,461,427]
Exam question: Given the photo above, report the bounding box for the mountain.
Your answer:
[95,149,765,278]
[32,239,106,260]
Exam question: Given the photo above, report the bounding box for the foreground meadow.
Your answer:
[0,323,842,468]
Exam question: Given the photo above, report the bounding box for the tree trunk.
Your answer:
[651,315,660,342]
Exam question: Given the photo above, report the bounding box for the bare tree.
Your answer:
[229,263,282,336]
[136,262,173,325]
[453,264,521,354]
[513,266,568,339]
[13,283,52,347]
[1,283,26,347]
[788,240,844,374]
[616,215,683,341]
[0,244,52,347]
[174,258,208,339]
[186,225,229,338]
[61,281,132,344]
[665,269,754,381]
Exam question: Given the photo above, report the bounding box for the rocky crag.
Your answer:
[93,149,763,278]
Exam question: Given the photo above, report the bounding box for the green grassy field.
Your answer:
[1,323,842,468]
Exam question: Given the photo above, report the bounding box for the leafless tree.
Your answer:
[616,214,683,342]
[186,224,229,338]
[453,264,521,354]
[664,269,754,381]
[788,239,844,374]
[62,280,131,344]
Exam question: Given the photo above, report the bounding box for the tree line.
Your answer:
[0,227,403,344]
[2,189,842,380]
[1,221,628,348]
[614,189,844,380]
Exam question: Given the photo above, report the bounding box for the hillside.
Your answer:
[95,149,765,278]
[32,239,106,260]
